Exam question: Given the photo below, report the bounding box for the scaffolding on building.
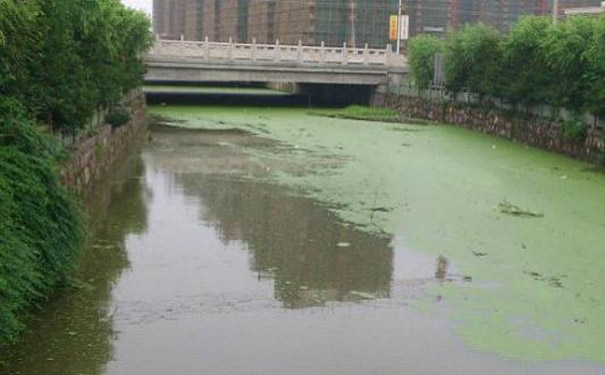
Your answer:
[153,0,603,46]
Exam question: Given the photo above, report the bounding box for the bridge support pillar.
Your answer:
[369,83,389,107]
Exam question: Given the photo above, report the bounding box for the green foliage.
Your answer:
[432,14,605,116]
[561,119,587,142]
[542,16,597,112]
[597,150,605,166]
[0,0,38,90]
[572,16,605,116]
[0,99,83,347]
[106,106,132,128]
[501,16,554,106]
[0,0,153,132]
[0,0,151,348]
[408,35,445,88]
[443,23,504,96]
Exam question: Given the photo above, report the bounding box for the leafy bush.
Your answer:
[542,16,598,113]
[561,119,587,142]
[0,0,153,133]
[107,106,131,128]
[501,16,554,106]
[597,150,605,166]
[0,99,83,347]
[408,35,445,88]
[443,23,504,96]
[411,14,605,117]
[0,0,152,348]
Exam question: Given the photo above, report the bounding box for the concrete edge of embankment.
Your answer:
[60,91,148,196]
[385,93,605,165]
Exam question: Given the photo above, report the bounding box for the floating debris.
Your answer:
[435,256,449,280]
[498,200,544,218]
[337,242,351,248]
[350,291,376,300]
[524,271,565,288]
[369,207,392,213]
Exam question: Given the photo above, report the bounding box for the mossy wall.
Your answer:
[0,92,146,349]
[61,92,147,196]
[386,94,605,164]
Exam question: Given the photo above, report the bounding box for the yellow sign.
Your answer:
[389,15,398,41]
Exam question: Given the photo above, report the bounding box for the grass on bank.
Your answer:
[310,105,401,123]
[309,105,436,126]
[0,100,83,349]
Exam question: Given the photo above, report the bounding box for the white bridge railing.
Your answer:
[147,38,406,68]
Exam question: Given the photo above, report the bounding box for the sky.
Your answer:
[121,0,152,16]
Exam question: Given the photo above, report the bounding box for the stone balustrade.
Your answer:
[147,38,407,69]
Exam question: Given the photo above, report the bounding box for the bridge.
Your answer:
[144,39,409,105]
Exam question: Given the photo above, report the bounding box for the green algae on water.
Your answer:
[149,104,605,364]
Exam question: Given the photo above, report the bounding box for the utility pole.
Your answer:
[350,0,356,48]
[396,0,402,54]
[553,0,559,24]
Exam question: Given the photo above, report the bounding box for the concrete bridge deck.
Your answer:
[144,39,408,86]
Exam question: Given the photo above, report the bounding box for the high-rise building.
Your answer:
[274,0,398,47]
[408,0,602,38]
[153,0,186,40]
[407,0,451,37]
[152,0,603,45]
[184,0,204,41]
[154,0,398,47]
[248,0,277,44]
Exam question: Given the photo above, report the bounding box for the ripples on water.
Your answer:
[3,105,603,375]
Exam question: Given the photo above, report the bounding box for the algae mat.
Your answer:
[150,105,605,364]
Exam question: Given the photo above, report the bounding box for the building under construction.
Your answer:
[410,0,602,37]
[153,0,603,45]
[153,0,399,47]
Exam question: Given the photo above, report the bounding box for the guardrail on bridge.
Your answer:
[147,38,407,69]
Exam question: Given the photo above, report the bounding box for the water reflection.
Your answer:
[1,156,150,375]
[177,177,394,308]
[4,121,603,375]
[143,125,394,308]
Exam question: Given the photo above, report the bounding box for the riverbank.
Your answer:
[149,103,605,365]
[0,91,147,352]
[61,92,148,196]
[385,93,605,165]
[0,101,83,349]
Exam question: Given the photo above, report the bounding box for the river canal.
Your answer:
[3,88,604,374]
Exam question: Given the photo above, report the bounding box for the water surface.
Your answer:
[3,97,604,374]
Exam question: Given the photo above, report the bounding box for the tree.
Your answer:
[443,23,504,97]
[542,16,596,112]
[407,34,445,89]
[1,0,153,133]
[0,0,38,95]
[581,16,605,116]
[501,16,554,107]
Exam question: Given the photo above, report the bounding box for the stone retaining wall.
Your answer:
[386,94,605,164]
[61,92,147,195]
